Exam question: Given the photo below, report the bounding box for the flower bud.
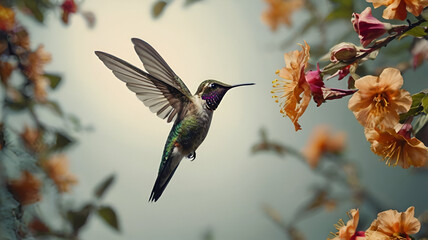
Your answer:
[330,42,358,62]
[352,7,392,47]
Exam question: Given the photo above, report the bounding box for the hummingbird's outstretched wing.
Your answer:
[131,38,192,98]
[95,51,190,123]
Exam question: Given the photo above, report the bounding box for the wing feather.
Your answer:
[95,51,190,123]
[131,38,192,97]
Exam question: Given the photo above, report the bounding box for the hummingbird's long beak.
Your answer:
[229,83,255,89]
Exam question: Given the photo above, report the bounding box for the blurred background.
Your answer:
[1,0,427,239]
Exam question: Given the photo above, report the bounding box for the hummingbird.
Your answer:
[95,38,254,202]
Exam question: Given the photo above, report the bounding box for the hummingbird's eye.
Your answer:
[209,83,217,88]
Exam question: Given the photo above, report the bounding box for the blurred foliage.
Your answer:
[151,0,204,18]
[0,1,118,239]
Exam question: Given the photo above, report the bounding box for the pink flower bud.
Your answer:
[330,43,358,62]
[352,7,392,47]
[305,63,356,106]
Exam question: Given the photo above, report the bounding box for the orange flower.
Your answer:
[365,127,427,168]
[21,126,44,152]
[302,125,346,169]
[0,5,15,31]
[8,171,42,205]
[272,41,311,131]
[0,61,14,85]
[33,75,49,102]
[348,68,412,130]
[43,155,77,193]
[329,209,365,240]
[366,0,428,20]
[28,218,50,234]
[24,45,52,81]
[366,207,420,240]
[262,0,303,31]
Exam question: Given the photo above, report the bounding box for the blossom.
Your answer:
[0,61,14,85]
[411,38,428,69]
[24,45,51,81]
[305,64,356,106]
[302,125,347,168]
[366,207,421,240]
[271,41,311,131]
[0,5,15,31]
[21,126,43,152]
[352,7,392,47]
[8,171,42,205]
[367,0,428,20]
[329,209,365,240]
[28,218,50,234]
[365,126,428,168]
[24,45,51,82]
[348,68,412,130]
[61,0,78,24]
[33,75,49,102]
[262,0,303,31]
[43,155,77,193]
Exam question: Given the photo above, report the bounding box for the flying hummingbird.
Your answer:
[95,38,254,202]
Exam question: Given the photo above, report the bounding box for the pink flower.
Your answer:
[61,0,78,24]
[411,38,428,69]
[305,63,356,106]
[352,7,392,47]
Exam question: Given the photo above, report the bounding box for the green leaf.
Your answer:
[67,204,94,233]
[413,114,428,135]
[400,26,427,39]
[322,61,349,76]
[97,206,120,232]
[23,0,44,23]
[51,131,74,151]
[422,95,428,114]
[399,91,428,122]
[152,1,168,18]
[184,0,203,7]
[43,101,63,117]
[94,174,115,199]
[44,73,62,89]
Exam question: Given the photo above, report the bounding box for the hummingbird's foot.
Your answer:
[187,152,196,161]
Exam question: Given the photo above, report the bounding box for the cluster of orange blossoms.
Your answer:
[0,4,51,102]
[302,125,346,168]
[262,0,304,30]
[329,207,421,240]
[271,0,428,168]
[1,4,78,205]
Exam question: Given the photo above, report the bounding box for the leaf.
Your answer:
[184,0,203,7]
[413,114,428,135]
[97,206,120,232]
[51,131,74,151]
[399,91,428,122]
[400,26,427,39]
[94,174,115,199]
[43,101,63,117]
[23,0,44,23]
[325,0,353,21]
[67,204,94,233]
[152,1,168,18]
[322,61,349,75]
[44,73,61,89]
[422,95,428,114]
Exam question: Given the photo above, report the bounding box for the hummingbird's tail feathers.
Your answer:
[149,153,183,202]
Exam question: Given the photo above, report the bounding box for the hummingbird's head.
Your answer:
[196,80,254,111]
